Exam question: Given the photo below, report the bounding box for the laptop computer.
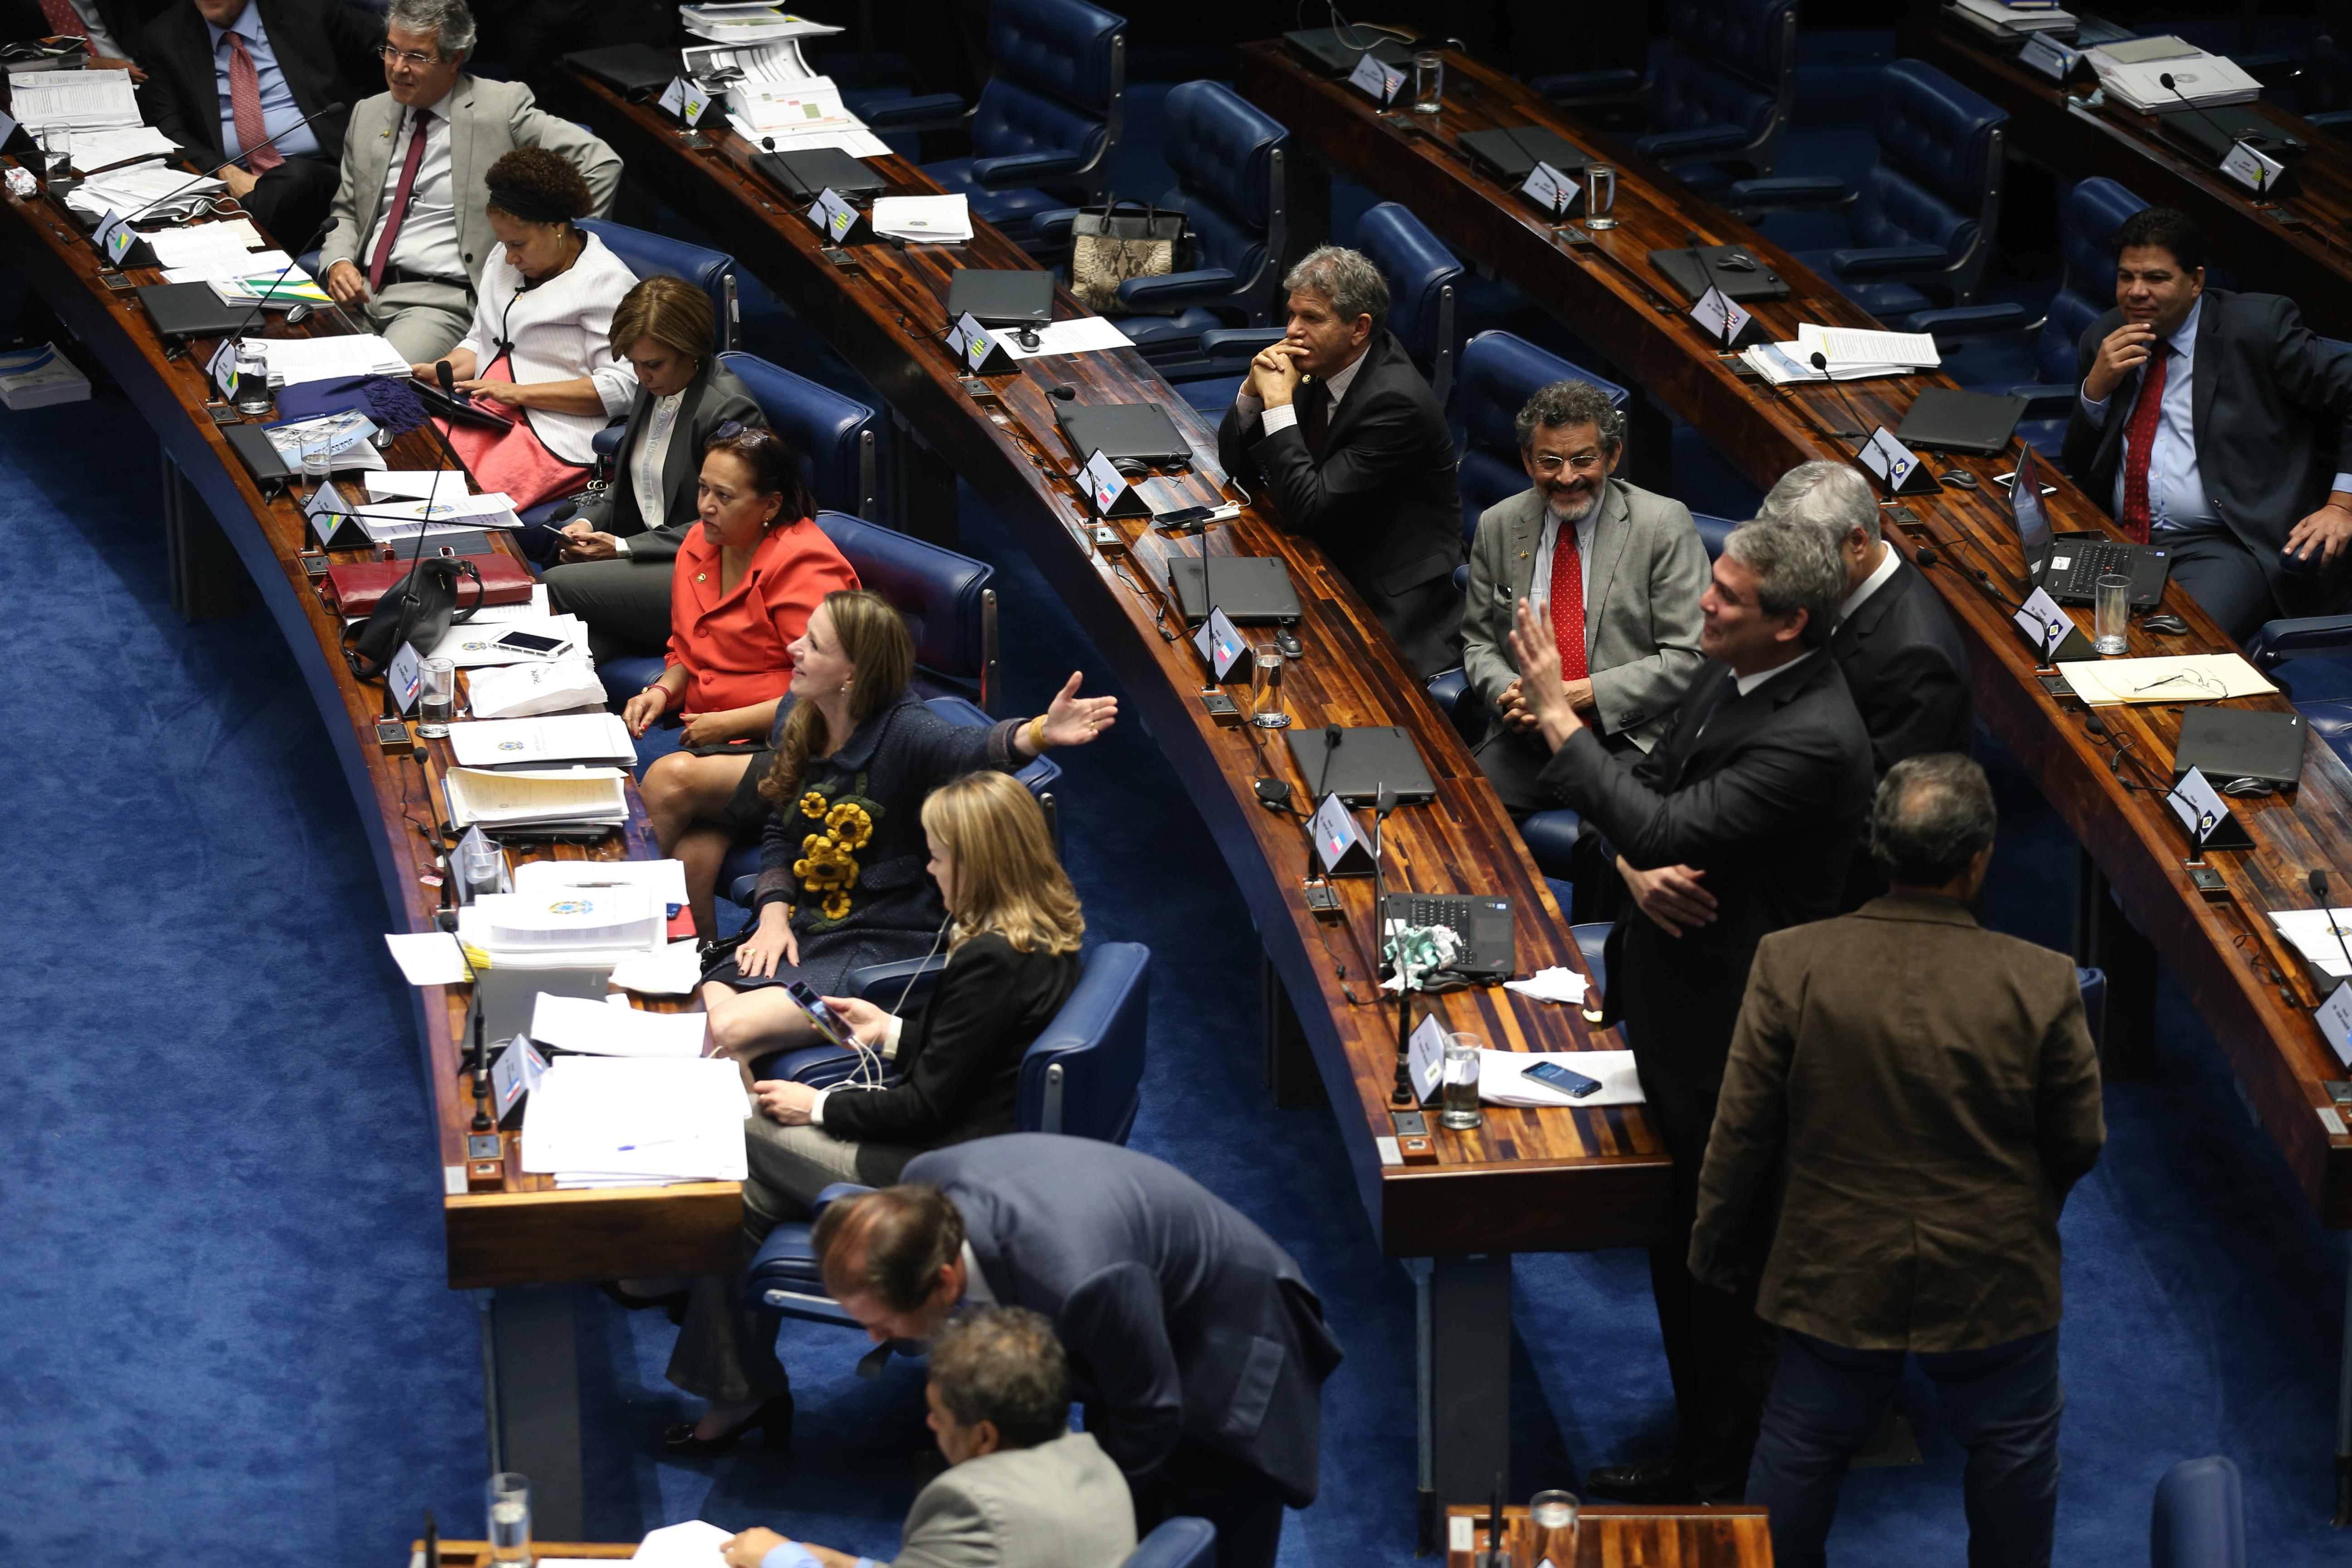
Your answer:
[755,145,888,200]
[1058,402,1191,466]
[1167,555,1302,623]
[1457,126,1589,184]
[2011,446,2172,607]
[1284,26,1413,75]
[1896,387,2029,456]
[1648,243,1791,303]
[2157,103,2305,159]
[1284,725,1438,805]
[947,270,1054,329]
[2171,707,2306,794]
[1381,892,1515,980]
[136,281,259,341]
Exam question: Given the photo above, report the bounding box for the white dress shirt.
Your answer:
[1838,543,1903,621]
[208,4,319,161]
[1734,648,1809,697]
[1234,344,1370,437]
[366,100,465,283]
[622,388,688,549]
[453,230,638,465]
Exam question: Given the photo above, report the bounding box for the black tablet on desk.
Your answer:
[562,42,680,99]
[756,145,888,199]
[410,376,517,430]
[2172,708,2306,793]
[1896,387,2027,456]
[1167,556,1301,623]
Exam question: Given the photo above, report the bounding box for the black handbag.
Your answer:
[1068,195,1188,314]
[342,555,483,681]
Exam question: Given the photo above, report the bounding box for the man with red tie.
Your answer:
[2061,206,2352,642]
[137,0,382,247]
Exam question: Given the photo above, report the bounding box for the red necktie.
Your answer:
[226,31,285,173]
[1548,518,1588,682]
[2118,345,2169,544]
[367,113,432,293]
[38,0,91,52]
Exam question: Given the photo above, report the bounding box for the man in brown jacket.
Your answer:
[1689,752,2105,1568]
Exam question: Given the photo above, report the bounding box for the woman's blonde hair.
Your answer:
[610,275,714,367]
[757,590,915,808]
[920,770,1083,955]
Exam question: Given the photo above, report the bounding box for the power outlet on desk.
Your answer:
[206,402,241,426]
[1091,524,1121,549]
[2265,207,2308,229]
[375,717,411,748]
[820,246,857,266]
[2187,864,2228,896]
[1302,879,1342,916]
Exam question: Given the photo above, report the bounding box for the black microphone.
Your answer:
[113,100,348,229]
[2311,870,2352,982]
[2158,72,2249,176]
[1936,527,2033,603]
[436,358,456,398]
[414,742,456,842]
[1049,382,1077,401]
[1807,350,1868,441]
[469,1005,493,1133]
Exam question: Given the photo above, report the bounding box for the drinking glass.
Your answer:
[2094,573,2131,656]
[1440,1032,1484,1131]
[38,127,73,190]
[417,657,457,738]
[486,1473,531,1568]
[1530,1490,1580,1565]
[1584,164,1618,230]
[1411,50,1445,113]
[461,835,505,897]
[233,341,272,416]
[300,434,336,481]
[1250,644,1290,729]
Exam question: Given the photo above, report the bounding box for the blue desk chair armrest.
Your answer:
[1199,326,1285,359]
[849,91,968,130]
[1117,267,1239,312]
[591,421,627,461]
[2150,1455,2244,1568]
[1725,174,1850,209]
[1831,242,1952,278]
[844,952,951,1009]
[1032,206,1082,241]
[1017,941,1150,1141]
[2005,380,2081,418]
[2309,108,2352,131]
[1123,1517,1218,1568]
[970,149,1088,187]
[1635,123,1751,161]
[1425,667,1487,745]
[1531,67,1645,104]
[1902,301,2034,338]
[1520,810,1583,880]
[2244,612,2352,673]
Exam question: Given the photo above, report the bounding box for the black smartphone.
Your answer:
[784,979,858,1052]
[493,628,572,658]
[1524,1059,1603,1098]
[1155,505,1215,533]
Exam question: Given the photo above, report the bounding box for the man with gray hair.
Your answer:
[1461,377,1708,856]
[1507,516,1872,1506]
[317,0,621,361]
[1215,244,1464,675]
[1691,753,2103,1568]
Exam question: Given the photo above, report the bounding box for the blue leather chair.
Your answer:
[1536,0,1800,193]
[918,0,1127,247]
[2239,610,2352,766]
[716,352,880,521]
[576,219,739,353]
[1353,203,1463,407]
[812,509,1000,712]
[2151,1455,2245,1568]
[1732,60,2007,318]
[1036,81,1290,365]
[1452,330,1631,544]
[1123,1519,1216,1568]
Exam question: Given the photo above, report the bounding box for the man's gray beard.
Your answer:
[1546,486,1599,526]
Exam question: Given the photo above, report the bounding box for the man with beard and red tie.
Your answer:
[1458,377,1710,913]
[2062,206,2352,642]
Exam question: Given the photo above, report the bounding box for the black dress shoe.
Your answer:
[598,1280,690,1326]
[663,1392,794,1455]
[1584,1457,1691,1504]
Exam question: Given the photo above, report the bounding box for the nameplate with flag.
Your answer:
[2014,585,2075,662]
[1521,160,1580,218]
[1192,604,1248,681]
[944,310,1015,373]
[208,338,240,400]
[2318,981,2352,1070]
[389,640,424,715]
[1349,51,1405,105]
[1310,791,1377,877]
[2019,34,2085,82]
[1689,284,1752,348]
[2220,138,2287,197]
[95,209,150,267]
[658,77,714,126]
[808,187,860,243]
[1082,448,1149,519]
[1406,1012,1446,1104]
[2166,764,2251,850]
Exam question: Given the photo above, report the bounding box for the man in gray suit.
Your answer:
[1463,377,1709,818]
[316,0,620,362]
[721,1306,1137,1568]
[813,1136,1344,1568]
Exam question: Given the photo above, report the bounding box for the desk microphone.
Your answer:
[414,743,456,843]
[1917,542,2030,617]
[1807,351,1868,441]
[1049,382,1077,401]
[2157,72,2245,168]
[469,1006,494,1133]
[112,101,348,229]
[2311,870,2352,980]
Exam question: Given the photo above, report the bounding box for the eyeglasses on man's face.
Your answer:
[1529,452,1604,476]
[378,43,444,69]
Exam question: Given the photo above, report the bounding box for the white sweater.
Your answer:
[455,229,638,465]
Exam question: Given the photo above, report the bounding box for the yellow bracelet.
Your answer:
[1027,714,1053,752]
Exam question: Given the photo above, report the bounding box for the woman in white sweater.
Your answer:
[415,145,637,525]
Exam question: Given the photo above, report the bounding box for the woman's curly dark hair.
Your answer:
[483,146,593,225]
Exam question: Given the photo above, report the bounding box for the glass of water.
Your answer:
[417,657,457,738]
[487,1473,531,1568]
[460,835,505,897]
[1584,164,1618,230]
[2093,573,2131,656]
[1250,643,1290,729]
[1530,1490,1579,1565]
[1441,1032,1484,1131]
[300,434,336,482]
[1412,50,1445,113]
[38,127,74,190]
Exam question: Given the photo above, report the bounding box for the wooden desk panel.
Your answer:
[0,175,740,1289]
[1236,40,2352,1225]
[1447,1503,1773,1567]
[1900,18,2352,342]
[558,68,1672,1259]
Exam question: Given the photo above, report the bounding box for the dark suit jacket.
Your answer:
[902,1135,1345,1506]
[1689,897,2105,1352]
[1215,330,1463,676]
[578,359,760,563]
[138,0,382,167]
[1832,556,1973,778]
[2062,288,2352,608]
[1539,649,1874,1086]
[818,933,1080,1148]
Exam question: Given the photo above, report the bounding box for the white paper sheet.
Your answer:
[520,1055,749,1184]
[1503,967,1591,1005]
[1794,321,1940,368]
[630,1519,735,1568]
[425,614,591,668]
[2272,908,2352,979]
[10,68,139,132]
[995,316,1137,360]
[872,194,974,242]
[609,940,707,997]
[514,856,691,911]
[1479,1049,1645,1107]
[449,712,637,768]
[2054,654,2274,706]
[530,993,708,1057]
[384,931,472,985]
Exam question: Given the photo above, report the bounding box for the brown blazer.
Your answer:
[1688,895,2106,1353]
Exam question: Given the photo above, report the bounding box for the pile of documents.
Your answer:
[424,613,592,669]
[0,343,89,409]
[1740,322,1940,384]
[681,4,842,43]
[728,75,888,156]
[251,334,410,388]
[148,220,326,305]
[267,410,386,473]
[444,766,629,833]
[67,124,178,175]
[450,712,637,769]
[10,68,140,134]
[465,656,606,719]
[530,992,707,1057]
[65,162,223,224]
[2053,653,2274,705]
[461,882,665,968]
[684,36,812,85]
[872,194,974,244]
[520,1054,749,1188]
[1948,0,2076,39]
[2089,38,2259,111]
[355,490,526,543]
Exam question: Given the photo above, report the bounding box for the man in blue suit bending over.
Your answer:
[813,1135,1345,1568]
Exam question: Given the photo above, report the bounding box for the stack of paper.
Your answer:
[357,490,525,537]
[65,163,224,223]
[451,712,638,768]
[144,219,266,269]
[68,124,179,173]
[209,271,331,308]
[681,4,844,44]
[444,766,630,832]
[1503,967,1592,1005]
[2093,48,2260,112]
[625,1520,735,1568]
[684,37,814,85]
[475,884,664,951]
[2271,908,2352,979]
[530,993,707,1057]
[728,75,888,156]
[519,1055,749,1188]
[609,939,707,997]
[0,343,90,410]
[265,409,385,472]
[255,334,409,388]
[872,195,973,243]
[515,856,689,916]
[1738,323,1939,385]
[466,657,606,719]
[1949,0,2076,38]
[10,68,140,133]
[2053,653,2274,705]
[425,613,591,669]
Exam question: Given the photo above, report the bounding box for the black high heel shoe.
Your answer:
[598,1280,690,1326]
[663,1392,794,1455]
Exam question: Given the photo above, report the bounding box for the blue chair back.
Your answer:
[811,511,998,709]
[2034,177,2148,384]
[576,219,738,353]
[971,0,1126,203]
[2151,1455,2245,1568]
[1693,513,1738,559]
[716,352,879,521]
[1157,80,1289,325]
[1354,203,1462,405]
[1853,61,2007,298]
[1019,941,1149,1142]
[1454,331,1629,540]
[1123,1518,1216,1568]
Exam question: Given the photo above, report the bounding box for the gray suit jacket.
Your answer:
[889,1431,1137,1568]
[1461,478,1708,751]
[318,74,622,289]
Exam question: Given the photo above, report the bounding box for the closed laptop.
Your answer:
[1167,555,1301,623]
[1458,126,1589,183]
[1057,402,1191,465]
[1648,243,1791,302]
[1896,387,2029,456]
[2171,707,2306,793]
[1284,724,1437,805]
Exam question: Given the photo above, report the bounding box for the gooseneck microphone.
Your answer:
[2158,72,2247,171]
[2311,870,2352,980]
[1807,351,1869,441]
[114,100,349,228]
[470,1007,494,1133]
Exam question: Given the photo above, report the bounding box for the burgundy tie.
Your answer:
[226,31,284,173]
[1548,522,1588,682]
[38,0,91,52]
[367,114,431,293]
[2118,345,2168,545]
